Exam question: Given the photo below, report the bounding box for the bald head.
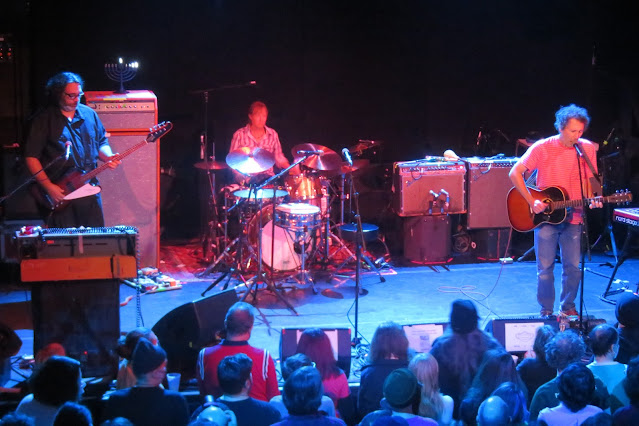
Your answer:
[477,396,510,426]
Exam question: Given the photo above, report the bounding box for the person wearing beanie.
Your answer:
[115,327,158,389]
[430,299,501,421]
[103,338,189,426]
[615,292,639,364]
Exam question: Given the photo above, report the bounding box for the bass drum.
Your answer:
[248,205,315,271]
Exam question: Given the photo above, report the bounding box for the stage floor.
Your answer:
[2,238,638,385]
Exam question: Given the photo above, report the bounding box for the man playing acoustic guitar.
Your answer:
[23,72,121,227]
[509,104,602,318]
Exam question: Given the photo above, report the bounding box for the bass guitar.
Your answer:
[32,121,173,211]
[507,185,632,232]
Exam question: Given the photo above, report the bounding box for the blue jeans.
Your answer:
[534,222,582,312]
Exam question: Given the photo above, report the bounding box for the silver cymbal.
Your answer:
[226,147,275,174]
[291,143,342,171]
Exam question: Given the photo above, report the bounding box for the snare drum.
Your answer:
[284,174,329,214]
[274,203,321,230]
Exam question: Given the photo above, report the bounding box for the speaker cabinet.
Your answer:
[152,289,239,380]
[470,228,510,260]
[467,157,518,229]
[403,215,451,263]
[31,280,120,378]
[279,328,352,378]
[484,317,559,353]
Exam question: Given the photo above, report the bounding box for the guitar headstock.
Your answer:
[610,190,633,205]
[146,121,173,143]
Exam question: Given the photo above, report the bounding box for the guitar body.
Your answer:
[30,168,101,211]
[507,186,568,232]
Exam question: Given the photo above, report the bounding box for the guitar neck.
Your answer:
[551,195,610,209]
[80,139,149,183]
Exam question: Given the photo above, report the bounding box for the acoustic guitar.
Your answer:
[507,185,632,232]
[32,121,173,211]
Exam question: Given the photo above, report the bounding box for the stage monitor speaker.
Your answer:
[152,289,239,380]
[403,322,448,353]
[484,317,559,354]
[280,328,352,378]
[31,280,120,378]
[403,215,451,263]
[470,228,510,260]
[466,157,519,229]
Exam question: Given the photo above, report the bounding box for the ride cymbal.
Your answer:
[226,147,275,174]
[291,143,342,171]
[194,159,228,170]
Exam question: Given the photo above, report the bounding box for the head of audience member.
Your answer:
[131,337,167,386]
[616,293,639,329]
[588,324,619,361]
[491,382,529,424]
[0,412,34,426]
[476,396,510,426]
[30,355,83,407]
[224,302,255,341]
[580,412,613,426]
[116,327,158,361]
[99,418,134,426]
[282,366,323,416]
[408,353,444,419]
[623,355,639,405]
[53,401,92,426]
[532,325,556,363]
[296,328,340,380]
[383,368,421,414]
[281,353,314,380]
[554,104,591,132]
[193,402,238,426]
[369,322,409,363]
[34,343,66,367]
[449,299,479,335]
[557,363,596,412]
[217,353,253,397]
[545,330,586,373]
[467,350,522,403]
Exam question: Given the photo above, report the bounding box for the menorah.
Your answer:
[104,58,139,93]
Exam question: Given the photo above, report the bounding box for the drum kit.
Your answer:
[197,141,383,311]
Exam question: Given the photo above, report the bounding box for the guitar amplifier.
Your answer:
[393,159,466,216]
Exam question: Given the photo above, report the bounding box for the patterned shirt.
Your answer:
[230,124,284,177]
[519,135,598,224]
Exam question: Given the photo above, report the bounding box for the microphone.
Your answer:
[603,128,615,146]
[342,148,353,166]
[296,150,322,155]
[64,141,72,161]
[573,143,584,157]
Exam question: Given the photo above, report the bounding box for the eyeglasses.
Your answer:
[64,92,84,100]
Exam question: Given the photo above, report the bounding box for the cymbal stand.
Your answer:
[315,179,355,268]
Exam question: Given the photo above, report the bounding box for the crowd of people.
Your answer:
[3,295,639,425]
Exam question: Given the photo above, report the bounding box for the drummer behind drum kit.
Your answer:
[197,141,384,310]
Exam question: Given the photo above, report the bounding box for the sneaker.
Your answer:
[560,308,579,317]
[540,309,553,318]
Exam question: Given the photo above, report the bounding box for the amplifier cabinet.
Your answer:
[466,157,519,229]
[393,160,466,216]
[403,215,452,263]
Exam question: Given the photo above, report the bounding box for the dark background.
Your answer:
[2,0,638,240]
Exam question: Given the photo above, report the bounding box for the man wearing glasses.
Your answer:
[23,71,120,227]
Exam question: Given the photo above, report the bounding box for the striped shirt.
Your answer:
[520,135,598,224]
[229,124,284,177]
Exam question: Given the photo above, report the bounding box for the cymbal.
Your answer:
[291,143,342,171]
[320,159,370,176]
[349,139,383,155]
[194,159,228,170]
[233,188,289,199]
[226,147,275,174]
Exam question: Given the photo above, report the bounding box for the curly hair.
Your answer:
[544,330,585,371]
[369,322,409,362]
[588,324,618,357]
[554,104,590,132]
[45,72,83,106]
[558,363,595,412]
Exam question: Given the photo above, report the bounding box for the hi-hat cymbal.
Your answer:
[226,147,275,174]
[320,159,370,177]
[194,159,228,170]
[291,143,342,171]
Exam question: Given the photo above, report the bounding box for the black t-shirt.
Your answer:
[216,397,282,426]
[104,386,190,426]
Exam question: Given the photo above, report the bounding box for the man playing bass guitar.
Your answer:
[509,104,602,318]
[23,72,121,227]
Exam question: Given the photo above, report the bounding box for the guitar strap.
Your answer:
[576,142,601,186]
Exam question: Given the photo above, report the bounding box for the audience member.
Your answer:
[115,327,158,390]
[580,412,613,426]
[430,299,501,419]
[490,382,529,425]
[272,366,346,426]
[587,323,628,413]
[104,338,189,426]
[53,401,92,426]
[408,353,454,425]
[459,349,526,425]
[537,363,603,425]
[371,416,409,426]
[270,353,336,418]
[0,412,34,426]
[215,353,281,426]
[197,302,279,401]
[34,343,66,367]
[614,292,639,364]
[476,396,510,426]
[16,355,84,425]
[529,331,609,421]
[191,400,237,426]
[99,418,134,426]
[358,322,410,418]
[516,325,556,404]
[612,355,639,424]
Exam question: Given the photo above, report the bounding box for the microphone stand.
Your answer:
[574,143,590,334]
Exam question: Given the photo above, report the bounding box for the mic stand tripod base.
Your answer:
[242,271,299,315]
